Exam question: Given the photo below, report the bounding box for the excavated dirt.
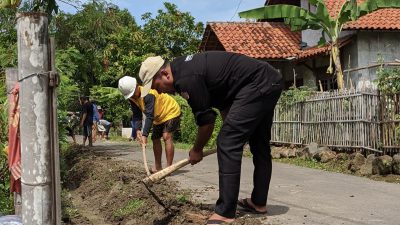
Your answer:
[61,146,262,225]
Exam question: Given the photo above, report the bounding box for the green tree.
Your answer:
[239,0,400,90]
[54,1,140,90]
[141,2,204,60]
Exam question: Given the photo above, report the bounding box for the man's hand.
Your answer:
[141,136,148,145]
[189,147,203,165]
[136,130,143,143]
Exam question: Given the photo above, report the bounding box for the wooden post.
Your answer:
[17,12,52,225]
[49,37,61,225]
[5,68,22,216]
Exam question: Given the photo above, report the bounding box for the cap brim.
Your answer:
[123,91,134,99]
[141,81,152,97]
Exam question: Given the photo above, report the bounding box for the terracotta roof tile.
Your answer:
[200,22,353,60]
[203,22,301,59]
[324,0,400,30]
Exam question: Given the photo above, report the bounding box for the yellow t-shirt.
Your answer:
[130,86,181,125]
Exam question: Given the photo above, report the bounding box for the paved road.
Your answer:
[87,139,400,225]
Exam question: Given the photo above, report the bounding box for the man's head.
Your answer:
[118,76,140,100]
[79,96,89,105]
[139,56,175,96]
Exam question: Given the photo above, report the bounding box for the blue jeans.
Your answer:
[131,119,139,139]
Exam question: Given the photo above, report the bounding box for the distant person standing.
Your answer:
[79,96,94,147]
[65,112,79,144]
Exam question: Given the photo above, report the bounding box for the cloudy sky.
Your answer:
[58,0,265,25]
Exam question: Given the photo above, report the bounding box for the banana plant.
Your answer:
[239,0,400,90]
[0,0,21,8]
[0,0,58,21]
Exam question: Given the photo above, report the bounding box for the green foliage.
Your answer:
[90,86,130,126]
[0,75,13,214]
[172,95,222,148]
[176,193,189,204]
[375,67,400,95]
[113,199,143,219]
[0,150,13,215]
[141,2,204,60]
[239,0,400,42]
[278,86,313,108]
[0,0,21,9]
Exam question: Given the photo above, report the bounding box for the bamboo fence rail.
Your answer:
[272,90,400,155]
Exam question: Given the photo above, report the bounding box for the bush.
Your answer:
[172,95,222,148]
[0,77,13,215]
[375,67,400,95]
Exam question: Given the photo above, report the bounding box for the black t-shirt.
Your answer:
[171,51,282,126]
[82,102,93,126]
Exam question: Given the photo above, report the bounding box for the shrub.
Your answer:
[172,95,222,148]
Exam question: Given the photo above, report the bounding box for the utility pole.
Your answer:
[16,13,52,225]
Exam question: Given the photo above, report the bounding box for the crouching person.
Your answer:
[118,76,181,173]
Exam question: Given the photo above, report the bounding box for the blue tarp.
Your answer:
[0,215,22,225]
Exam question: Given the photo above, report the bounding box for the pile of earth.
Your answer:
[61,146,262,225]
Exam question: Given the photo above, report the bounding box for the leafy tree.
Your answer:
[141,2,204,60]
[54,1,140,90]
[239,0,400,90]
[56,47,81,112]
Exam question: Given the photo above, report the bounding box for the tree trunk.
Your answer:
[331,43,344,90]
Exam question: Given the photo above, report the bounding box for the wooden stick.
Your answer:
[142,144,151,176]
[143,149,217,184]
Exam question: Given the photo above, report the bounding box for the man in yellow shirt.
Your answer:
[118,76,181,173]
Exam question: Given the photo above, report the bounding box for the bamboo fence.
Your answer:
[272,90,400,155]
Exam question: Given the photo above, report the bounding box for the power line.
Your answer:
[57,0,83,10]
[229,0,243,21]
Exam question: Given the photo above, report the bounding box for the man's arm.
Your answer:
[142,94,155,138]
[80,113,87,127]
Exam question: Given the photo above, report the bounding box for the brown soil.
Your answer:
[61,147,262,225]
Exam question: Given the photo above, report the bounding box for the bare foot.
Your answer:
[206,213,234,224]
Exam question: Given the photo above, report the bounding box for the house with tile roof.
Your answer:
[199,0,400,91]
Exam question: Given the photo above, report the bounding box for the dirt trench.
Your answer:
[61,146,262,225]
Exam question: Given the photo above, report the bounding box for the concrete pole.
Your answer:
[5,68,22,216]
[16,13,52,225]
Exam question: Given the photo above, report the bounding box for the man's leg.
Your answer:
[162,132,174,167]
[214,85,269,219]
[152,138,163,171]
[87,125,93,147]
[82,125,88,146]
[246,88,281,210]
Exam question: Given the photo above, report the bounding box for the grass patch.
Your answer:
[113,199,143,219]
[176,194,189,204]
[274,158,349,174]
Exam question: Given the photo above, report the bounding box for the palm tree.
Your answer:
[239,0,400,90]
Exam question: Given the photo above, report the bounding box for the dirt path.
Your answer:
[79,139,400,225]
[71,190,110,225]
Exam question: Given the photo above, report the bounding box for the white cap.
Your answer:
[118,76,137,99]
[139,56,165,97]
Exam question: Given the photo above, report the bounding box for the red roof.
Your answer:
[199,22,353,60]
[200,22,301,59]
[325,0,400,30]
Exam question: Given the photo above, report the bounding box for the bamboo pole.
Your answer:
[143,149,217,184]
